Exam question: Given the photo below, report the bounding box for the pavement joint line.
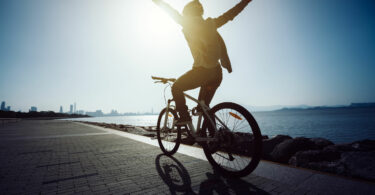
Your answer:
[95,150,125,155]
[37,161,80,168]
[42,173,99,185]
[18,150,53,155]
[0,132,111,140]
[69,151,91,154]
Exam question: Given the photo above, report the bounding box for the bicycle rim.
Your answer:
[157,108,181,155]
[201,102,262,177]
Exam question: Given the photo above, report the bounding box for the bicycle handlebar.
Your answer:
[151,76,176,84]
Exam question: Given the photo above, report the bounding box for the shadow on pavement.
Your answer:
[155,154,269,194]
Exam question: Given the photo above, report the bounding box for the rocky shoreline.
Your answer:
[80,121,375,182]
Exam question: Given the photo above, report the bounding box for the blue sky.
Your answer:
[0,0,374,113]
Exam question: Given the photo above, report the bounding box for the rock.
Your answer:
[340,151,375,181]
[231,133,256,156]
[351,139,375,151]
[289,149,341,166]
[310,137,334,149]
[142,133,156,137]
[234,132,254,140]
[262,135,292,160]
[270,137,315,163]
[323,144,355,153]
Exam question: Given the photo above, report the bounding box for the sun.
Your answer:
[136,2,181,48]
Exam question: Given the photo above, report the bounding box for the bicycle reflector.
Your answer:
[229,112,242,120]
[168,114,173,117]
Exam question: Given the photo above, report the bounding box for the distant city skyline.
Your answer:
[1,99,160,115]
[2,99,374,115]
[1,101,11,111]
[1,0,374,113]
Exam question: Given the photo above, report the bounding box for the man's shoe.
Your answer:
[176,112,192,126]
[176,115,192,125]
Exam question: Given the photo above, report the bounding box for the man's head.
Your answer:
[183,0,203,17]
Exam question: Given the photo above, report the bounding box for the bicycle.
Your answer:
[152,76,262,177]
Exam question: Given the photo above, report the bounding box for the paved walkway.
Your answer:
[0,120,373,194]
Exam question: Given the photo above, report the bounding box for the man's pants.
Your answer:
[171,66,222,115]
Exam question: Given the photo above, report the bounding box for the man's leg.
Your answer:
[172,68,206,122]
[198,67,223,108]
[197,67,222,136]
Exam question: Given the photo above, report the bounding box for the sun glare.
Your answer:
[137,4,181,48]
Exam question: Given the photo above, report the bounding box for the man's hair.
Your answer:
[183,0,203,16]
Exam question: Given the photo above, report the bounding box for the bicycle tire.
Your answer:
[201,102,262,177]
[157,108,181,155]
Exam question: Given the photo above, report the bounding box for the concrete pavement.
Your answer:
[0,120,373,194]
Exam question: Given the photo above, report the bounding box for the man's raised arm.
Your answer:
[152,0,183,25]
[214,0,251,28]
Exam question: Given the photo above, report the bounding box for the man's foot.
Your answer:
[176,111,192,126]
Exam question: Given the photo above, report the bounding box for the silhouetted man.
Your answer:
[153,0,252,124]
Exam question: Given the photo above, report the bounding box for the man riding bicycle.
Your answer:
[153,0,252,125]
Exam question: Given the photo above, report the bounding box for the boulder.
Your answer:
[233,132,254,141]
[351,139,375,151]
[310,137,334,149]
[270,137,316,163]
[262,135,292,160]
[229,132,255,156]
[323,143,355,153]
[289,149,341,166]
[142,133,156,138]
[340,151,375,181]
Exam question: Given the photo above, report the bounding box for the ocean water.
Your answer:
[65,107,375,143]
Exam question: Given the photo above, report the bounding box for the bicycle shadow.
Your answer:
[155,154,269,195]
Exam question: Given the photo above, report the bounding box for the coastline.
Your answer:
[77,121,375,182]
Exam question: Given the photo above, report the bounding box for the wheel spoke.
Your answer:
[157,109,180,155]
[202,103,262,177]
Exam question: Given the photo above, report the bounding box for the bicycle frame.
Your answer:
[164,92,231,142]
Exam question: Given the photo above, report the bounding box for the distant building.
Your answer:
[109,109,119,116]
[1,101,5,111]
[70,105,73,114]
[6,106,10,111]
[30,106,37,112]
[60,106,63,113]
[77,110,85,115]
[86,110,104,117]
[74,102,76,113]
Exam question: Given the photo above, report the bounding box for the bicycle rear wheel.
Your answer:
[157,108,181,155]
[201,102,262,177]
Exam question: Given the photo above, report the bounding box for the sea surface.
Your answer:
[65,107,375,144]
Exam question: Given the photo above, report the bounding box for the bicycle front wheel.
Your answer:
[157,108,181,155]
[201,102,262,177]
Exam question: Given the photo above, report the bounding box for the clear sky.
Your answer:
[0,0,374,113]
